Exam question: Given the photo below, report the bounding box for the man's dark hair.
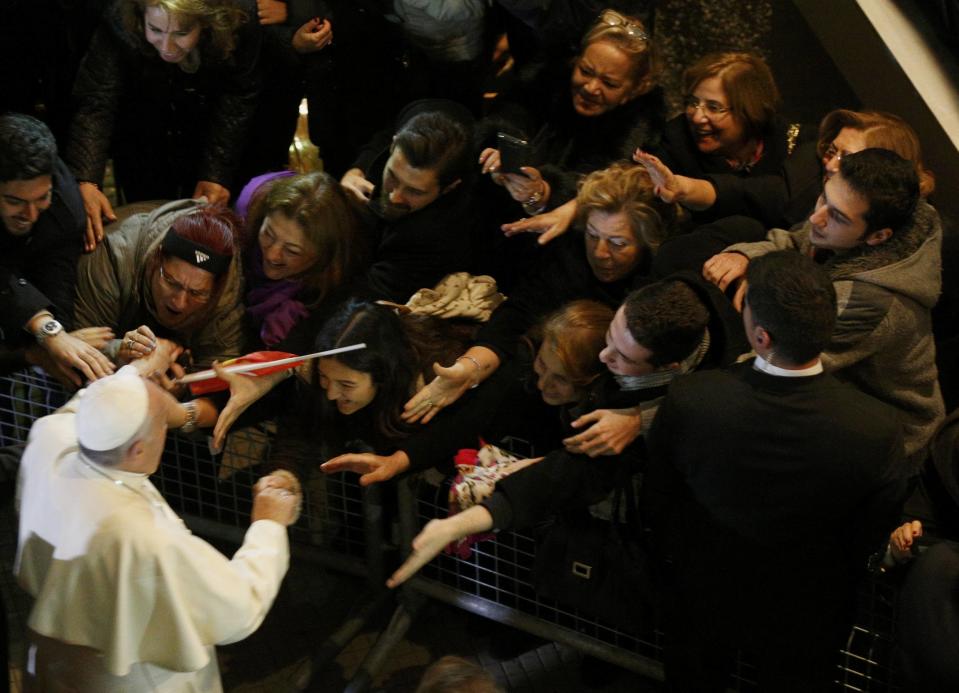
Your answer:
[0,113,57,183]
[392,111,471,189]
[745,251,837,365]
[623,280,709,367]
[839,148,918,234]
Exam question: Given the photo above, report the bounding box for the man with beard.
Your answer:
[340,99,480,302]
[0,113,114,385]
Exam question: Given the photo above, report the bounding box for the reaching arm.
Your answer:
[402,346,500,424]
[387,505,494,588]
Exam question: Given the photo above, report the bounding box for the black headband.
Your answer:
[161,229,232,275]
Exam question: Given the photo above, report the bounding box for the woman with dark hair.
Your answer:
[241,171,368,352]
[66,0,261,246]
[321,299,615,485]
[268,301,467,485]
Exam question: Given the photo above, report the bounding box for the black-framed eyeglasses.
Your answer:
[158,263,213,303]
[684,96,730,117]
[598,10,649,41]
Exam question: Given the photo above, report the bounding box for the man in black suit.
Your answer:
[645,250,907,692]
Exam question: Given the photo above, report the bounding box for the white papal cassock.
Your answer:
[15,391,289,692]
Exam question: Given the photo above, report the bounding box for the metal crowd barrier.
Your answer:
[0,370,903,691]
[392,474,902,692]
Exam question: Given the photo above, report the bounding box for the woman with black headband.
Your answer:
[74,200,244,367]
[73,201,245,431]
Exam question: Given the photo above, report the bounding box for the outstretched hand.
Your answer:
[402,361,471,424]
[563,407,643,457]
[633,149,682,203]
[211,364,288,452]
[387,506,495,588]
[501,198,577,245]
[320,450,410,486]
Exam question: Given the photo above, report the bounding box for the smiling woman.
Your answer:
[65,0,260,246]
[242,172,368,351]
[479,9,666,212]
[652,52,805,205]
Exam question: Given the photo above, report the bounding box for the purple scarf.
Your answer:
[245,246,309,347]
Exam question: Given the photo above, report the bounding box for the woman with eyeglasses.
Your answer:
[662,53,797,177]
[479,9,666,216]
[74,202,244,370]
[71,202,246,433]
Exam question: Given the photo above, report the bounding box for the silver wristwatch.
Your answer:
[34,318,64,344]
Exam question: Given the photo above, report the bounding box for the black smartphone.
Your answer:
[497,132,531,175]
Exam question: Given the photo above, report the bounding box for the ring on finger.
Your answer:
[126,338,136,349]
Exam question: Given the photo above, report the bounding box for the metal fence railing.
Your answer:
[0,369,903,691]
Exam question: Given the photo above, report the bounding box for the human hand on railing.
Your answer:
[320,450,410,486]
[563,406,642,457]
[501,198,577,245]
[402,361,473,424]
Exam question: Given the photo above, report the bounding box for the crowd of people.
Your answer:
[0,1,955,691]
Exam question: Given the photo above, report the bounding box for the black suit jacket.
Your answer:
[644,361,907,646]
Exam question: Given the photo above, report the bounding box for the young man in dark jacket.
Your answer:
[0,113,113,385]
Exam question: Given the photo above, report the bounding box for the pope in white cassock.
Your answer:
[14,359,302,692]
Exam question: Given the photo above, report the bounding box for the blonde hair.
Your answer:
[575,162,678,252]
[122,0,246,60]
[246,172,365,302]
[817,109,935,197]
[683,51,780,141]
[578,9,658,93]
[540,300,614,390]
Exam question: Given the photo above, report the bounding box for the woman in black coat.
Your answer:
[478,8,667,216]
[65,0,261,243]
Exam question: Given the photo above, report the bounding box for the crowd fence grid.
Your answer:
[0,369,903,691]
